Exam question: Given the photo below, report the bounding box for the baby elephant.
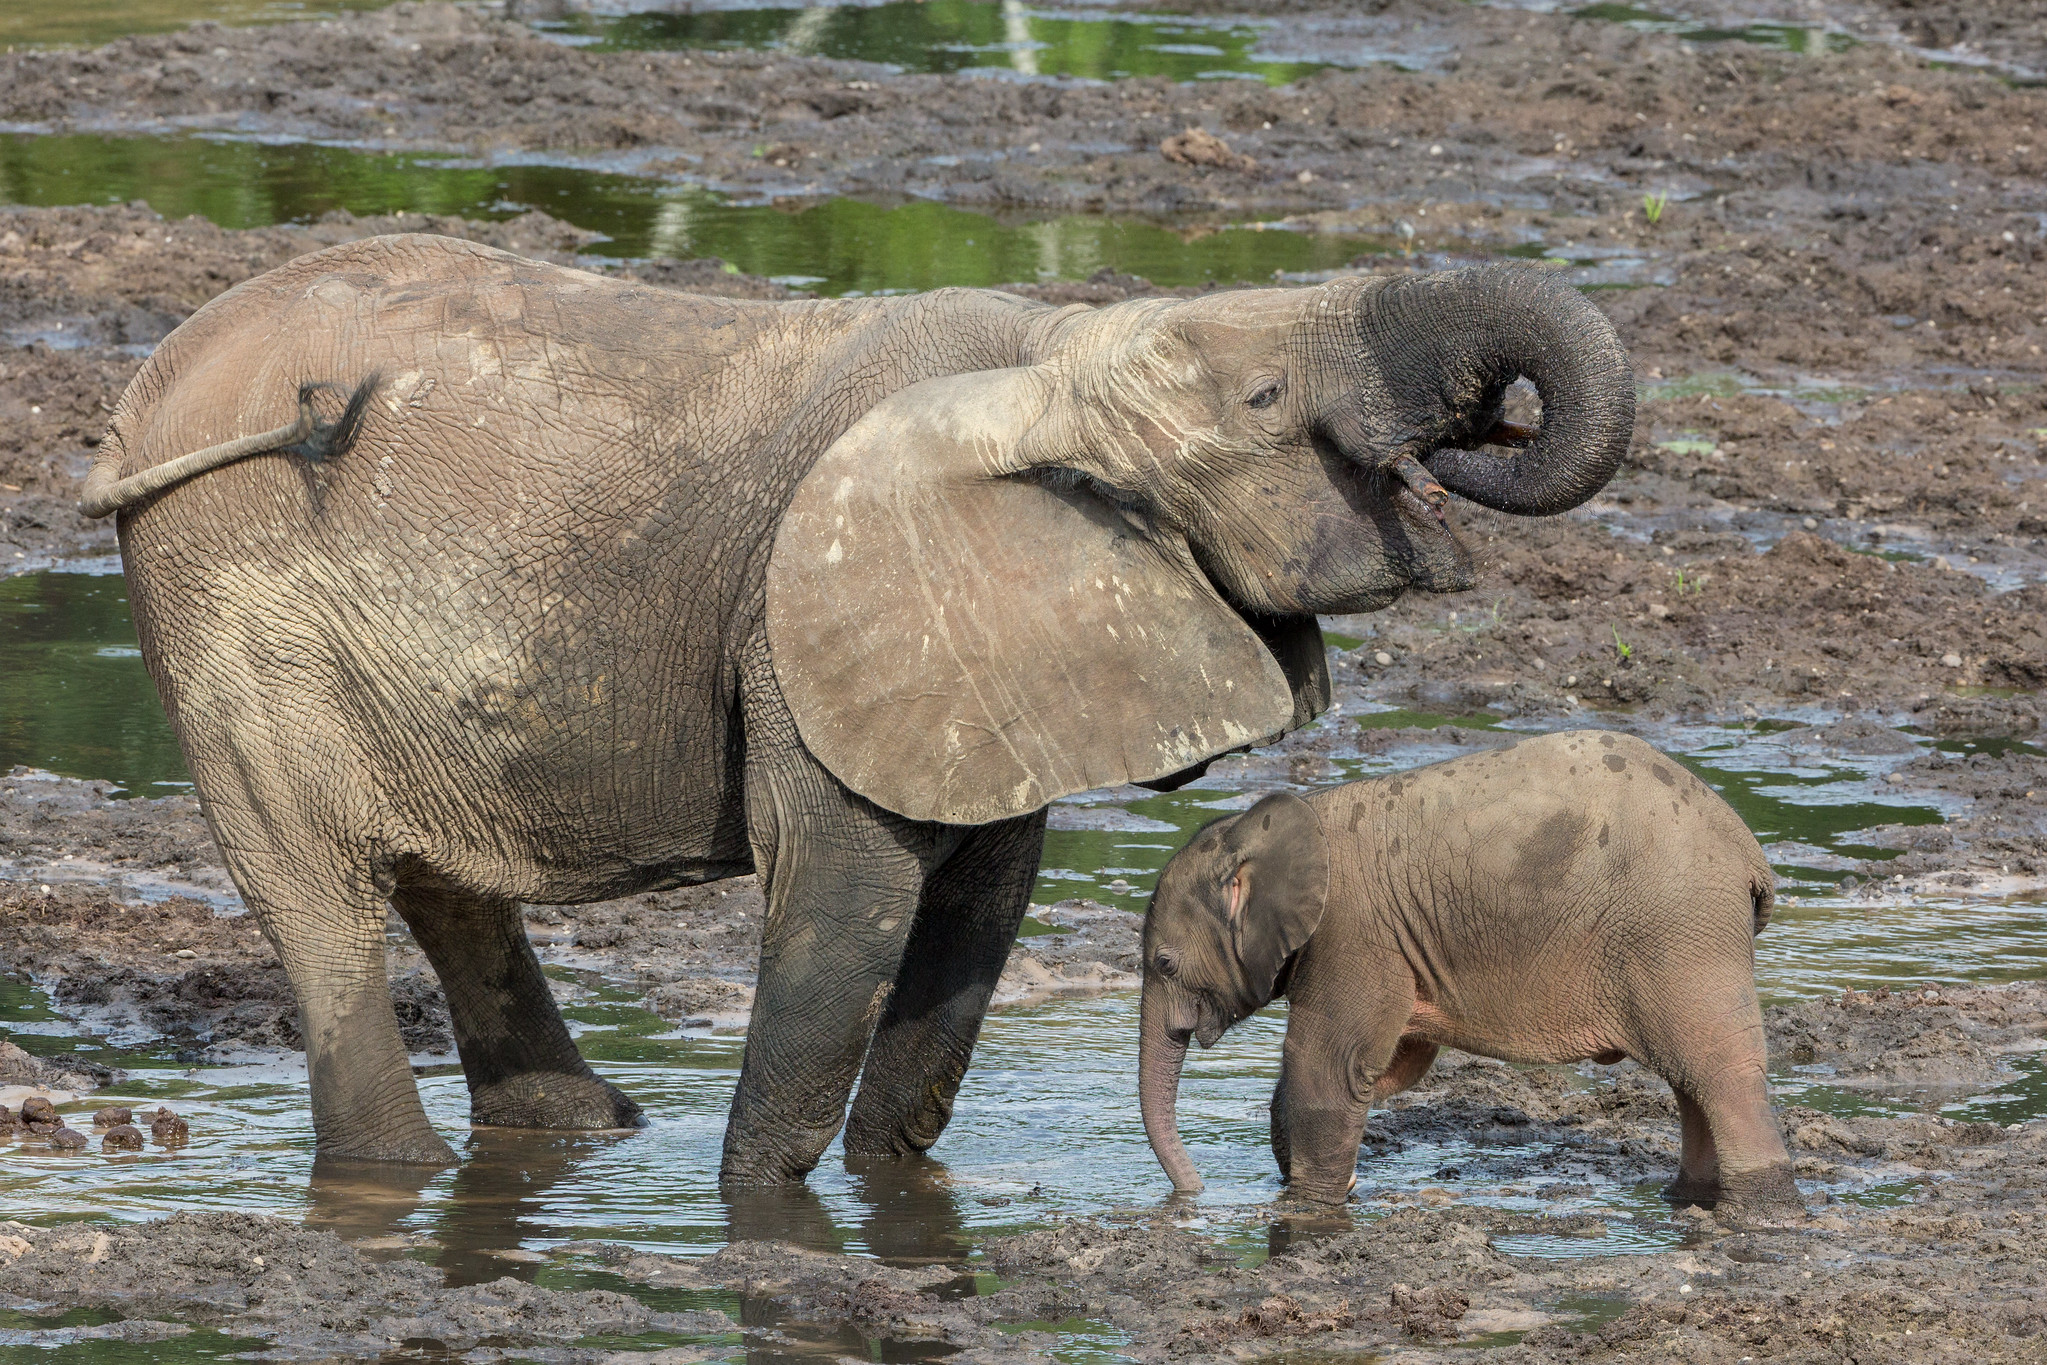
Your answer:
[1138,730,1801,1216]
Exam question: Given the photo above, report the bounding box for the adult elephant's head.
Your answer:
[768,265,1632,824]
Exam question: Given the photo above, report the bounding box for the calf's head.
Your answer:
[768,266,1632,825]
[1138,792,1330,1192]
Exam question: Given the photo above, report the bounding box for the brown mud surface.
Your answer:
[4,0,2047,1360]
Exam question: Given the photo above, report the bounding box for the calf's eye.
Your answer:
[1247,379,1283,410]
[1153,948,1180,978]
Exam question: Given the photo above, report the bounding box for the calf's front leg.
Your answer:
[1275,949,1417,1203]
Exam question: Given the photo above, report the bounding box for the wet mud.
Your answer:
[3,0,2047,1359]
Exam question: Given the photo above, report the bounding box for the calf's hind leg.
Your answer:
[391,879,642,1130]
[1635,973,1801,1214]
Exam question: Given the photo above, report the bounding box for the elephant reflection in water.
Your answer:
[306,1135,974,1285]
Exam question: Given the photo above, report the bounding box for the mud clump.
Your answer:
[100,1123,143,1151]
[1767,980,2047,1090]
[91,1105,131,1127]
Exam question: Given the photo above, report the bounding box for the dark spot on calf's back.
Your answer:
[1519,809,1587,879]
[1603,753,1627,772]
[1598,822,1609,848]
[1653,764,1675,786]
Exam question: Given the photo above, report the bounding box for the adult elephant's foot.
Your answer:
[317,1122,458,1166]
[469,1071,644,1129]
[1713,1164,1807,1226]
[1661,1172,1720,1208]
[842,1084,949,1157]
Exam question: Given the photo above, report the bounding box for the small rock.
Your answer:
[173,948,197,960]
[150,1110,190,1144]
[1374,651,1394,666]
[50,1127,88,1150]
[19,1096,58,1126]
[1802,518,1819,530]
[92,1106,132,1128]
[1941,653,1963,668]
[102,1124,145,1152]
[1649,602,1671,619]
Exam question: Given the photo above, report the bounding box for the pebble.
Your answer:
[1373,651,1393,666]
[102,1124,145,1152]
[1941,653,1963,668]
[50,1127,88,1150]
[92,1106,133,1128]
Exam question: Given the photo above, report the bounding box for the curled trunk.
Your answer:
[1139,986,1202,1193]
[1354,265,1635,517]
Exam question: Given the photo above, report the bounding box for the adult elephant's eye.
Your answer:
[1247,379,1283,410]
[1153,948,1180,978]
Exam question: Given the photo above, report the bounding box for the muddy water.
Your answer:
[0,0,394,50]
[0,133,1390,296]
[539,1,1332,86]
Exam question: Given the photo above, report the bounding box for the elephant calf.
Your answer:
[1138,730,1802,1217]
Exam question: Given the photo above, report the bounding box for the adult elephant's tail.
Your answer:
[79,373,380,518]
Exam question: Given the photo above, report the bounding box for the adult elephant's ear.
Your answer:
[767,367,1295,826]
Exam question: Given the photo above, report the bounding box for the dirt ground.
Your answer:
[4,0,2047,1359]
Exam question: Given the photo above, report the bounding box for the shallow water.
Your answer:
[0,133,1388,297]
[537,1,1332,86]
[0,0,394,50]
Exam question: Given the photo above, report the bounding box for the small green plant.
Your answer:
[1672,568,1704,596]
[1611,625,1634,662]
[1642,190,1670,225]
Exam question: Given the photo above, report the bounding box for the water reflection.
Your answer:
[537,1,1331,86]
[0,134,1381,298]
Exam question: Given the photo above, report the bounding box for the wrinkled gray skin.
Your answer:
[88,235,1631,1181]
[1141,732,1802,1216]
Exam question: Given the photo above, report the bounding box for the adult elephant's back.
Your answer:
[100,234,904,903]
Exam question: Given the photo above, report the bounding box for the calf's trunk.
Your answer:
[1139,985,1202,1193]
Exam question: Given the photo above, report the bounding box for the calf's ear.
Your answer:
[1221,792,1329,1004]
[767,366,1296,826]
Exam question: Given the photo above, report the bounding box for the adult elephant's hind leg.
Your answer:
[391,880,641,1130]
[227,845,455,1164]
[844,810,1047,1157]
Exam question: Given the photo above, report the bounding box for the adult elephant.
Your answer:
[80,236,1632,1182]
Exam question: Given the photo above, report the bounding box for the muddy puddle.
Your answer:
[0,0,395,51]
[0,132,1408,296]
[536,1,1333,86]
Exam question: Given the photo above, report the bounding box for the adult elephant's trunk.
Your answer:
[1350,264,1635,517]
[1139,985,1202,1193]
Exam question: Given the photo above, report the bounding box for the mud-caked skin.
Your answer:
[93,234,1632,1180]
[1139,731,1802,1220]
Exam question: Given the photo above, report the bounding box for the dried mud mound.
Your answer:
[0,1214,732,1354]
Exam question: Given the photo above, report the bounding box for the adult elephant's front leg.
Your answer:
[720,715,939,1185]
[843,810,1047,1156]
